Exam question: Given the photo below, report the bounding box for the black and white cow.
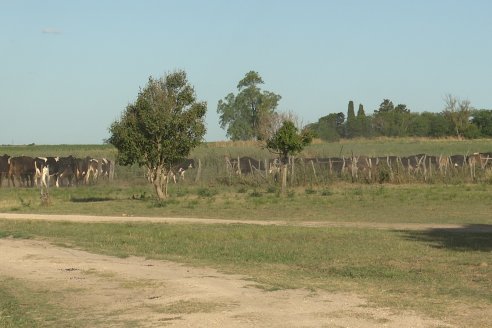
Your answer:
[99,158,112,179]
[56,156,77,187]
[170,158,195,183]
[74,156,99,184]
[34,157,57,188]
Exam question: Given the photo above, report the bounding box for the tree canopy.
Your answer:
[266,120,312,192]
[217,71,281,141]
[108,70,206,199]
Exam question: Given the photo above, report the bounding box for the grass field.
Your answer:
[1,182,491,225]
[0,219,491,327]
[0,139,491,326]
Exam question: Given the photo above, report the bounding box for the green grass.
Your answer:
[1,183,492,225]
[0,276,85,328]
[0,220,490,326]
[0,278,38,328]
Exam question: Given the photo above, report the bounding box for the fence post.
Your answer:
[195,158,201,183]
[310,159,318,185]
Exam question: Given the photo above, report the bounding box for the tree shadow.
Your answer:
[70,197,114,203]
[401,225,492,252]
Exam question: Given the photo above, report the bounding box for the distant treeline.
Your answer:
[306,98,492,141]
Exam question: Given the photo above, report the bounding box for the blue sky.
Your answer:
[1,0,491,144]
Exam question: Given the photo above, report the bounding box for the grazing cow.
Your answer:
[0,154,10,187]
[8,156,35,187]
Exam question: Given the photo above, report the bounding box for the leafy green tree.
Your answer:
[407,112,431,137]
[471,109,492,137]
[217,71,281,141]
[266,121,312,193]
[108,71,206,199]
[428,112,451,137]
[306,112,344,141]
[373,99,411,137]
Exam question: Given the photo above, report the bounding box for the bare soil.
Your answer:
[0,213,459,327]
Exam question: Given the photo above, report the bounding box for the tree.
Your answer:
[266,121,312,193]
[356,104,371,137]
[442,94,473,139]
[217,71,281,141]
[108,71,206,199]
[305,112,344,141]
[373,99,411,137]
[345,101,356,138]
[471,109,492,137]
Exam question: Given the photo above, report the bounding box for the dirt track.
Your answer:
[2,212,491,232]
[0,213,463,327]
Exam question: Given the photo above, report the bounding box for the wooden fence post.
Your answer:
[194,158,201,183]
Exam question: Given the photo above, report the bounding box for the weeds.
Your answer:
[196,187,218,197]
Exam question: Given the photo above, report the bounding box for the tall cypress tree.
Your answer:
[346,100,356,138]
[356,104,367,137]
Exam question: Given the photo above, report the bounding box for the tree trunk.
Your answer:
[151,165,167,199]
[280,163,288,194]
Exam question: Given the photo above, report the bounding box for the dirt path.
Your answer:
[0,238,451,327]
[2,212,491,232]
[0,213,470,326]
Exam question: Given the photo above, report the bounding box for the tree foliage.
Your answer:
[373,99,411,137]
[266,120,312,192]
[108,70,206,199]
[308,96,489,141]
[471,109,492,137]
[217,71,281,141]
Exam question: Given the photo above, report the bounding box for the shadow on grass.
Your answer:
[70,197,114,203]
[402,225,492,252]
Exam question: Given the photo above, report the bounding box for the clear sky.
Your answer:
[1,0,491,145]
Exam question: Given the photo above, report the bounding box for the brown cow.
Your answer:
[8,156,35,187]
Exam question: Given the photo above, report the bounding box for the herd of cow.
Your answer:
[0,155,112,188]
[2,152,492,188]
[227,152,492,180]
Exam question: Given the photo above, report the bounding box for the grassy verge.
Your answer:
[0,220,490,326]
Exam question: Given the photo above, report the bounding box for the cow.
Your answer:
[73,156,99,184]
[0,154,10,187]
[56,156,77,187]
[8,156,35,187]
[99,158,112,179]
[449,154,467,168]
[226,156,270,176]
[33,157,62,187]
[169,158,195,183]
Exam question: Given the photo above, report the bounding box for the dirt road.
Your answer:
[0,213,459,327]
